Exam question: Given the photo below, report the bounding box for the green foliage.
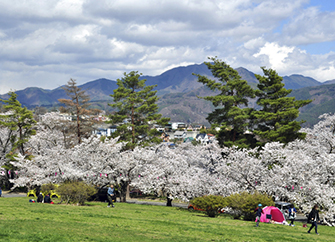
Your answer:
[252,67,312,144]
[0,92,36,188]
[193,57,256,148]
[0,92,37,159]
[56,181,96,205]
[191,195,227,217]
[225,191,275,220]
[108,71,170,150]
[40,183,56,196]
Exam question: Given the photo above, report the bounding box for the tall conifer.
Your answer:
[109,71,169,150]
[58,79,97,144]
[0,92,36,187]
[194,57,255,147]
[252,67,312,144]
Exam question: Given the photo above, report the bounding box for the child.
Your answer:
[107,184,115,208]
[254,204,264,227]
[288,204,297,226]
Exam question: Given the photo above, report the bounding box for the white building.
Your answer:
[93,124,117,137]
[174,131,187,139]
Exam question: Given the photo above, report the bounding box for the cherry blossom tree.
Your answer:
[7,112,335,225]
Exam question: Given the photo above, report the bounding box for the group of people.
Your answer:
[36,193,53,204]
[254,204,320,235]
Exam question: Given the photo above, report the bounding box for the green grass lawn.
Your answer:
[0,197,334,241]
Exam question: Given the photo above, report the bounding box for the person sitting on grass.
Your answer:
[44,194,52,203]
[37,193,44,203]
[254,204,264,227]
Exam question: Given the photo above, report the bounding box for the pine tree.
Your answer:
[193,57,255,148]
[109,71,169,150]
[252,67,312,144]
[58,78,98,144]
[0,92,36,188]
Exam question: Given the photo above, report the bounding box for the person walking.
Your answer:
[307,205,320,235]
[107,184,115,208]
[0,187,2,197]
[288,204,297,226]
[254,204,264,227]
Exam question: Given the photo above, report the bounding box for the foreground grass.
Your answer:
[0,197,334,241]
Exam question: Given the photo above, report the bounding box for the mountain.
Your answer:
[0,78,117,107]
[235,67,259,88]
[142,63,212,95]
[0,63,328,126]
[283,74,321,90]
[322,79,335,85]
[290,83,335,126]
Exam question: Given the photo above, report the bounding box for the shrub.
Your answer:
[41,183,56,196]
[56,181,96,205]
[225,191,274,220]
[190,195,227,217]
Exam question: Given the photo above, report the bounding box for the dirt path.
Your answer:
[1,191,26,198]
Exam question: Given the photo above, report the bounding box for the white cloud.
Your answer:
[0,0,334,94]
[279,6,335,45]
[253,42,295,71]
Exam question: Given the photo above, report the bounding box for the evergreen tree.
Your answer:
[193,57,255,148]
[252,67,312,144]
[109,71,169,150]
[58,78,99,144]
[0,92,36,188]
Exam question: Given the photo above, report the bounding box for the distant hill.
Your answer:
[0,63,330,126]
[0,78,117,108]
[142,63,211,95]
[283,74,321,90]
[322,79,335,85]
[290,83,335,126]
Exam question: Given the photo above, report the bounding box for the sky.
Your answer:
[1,0,335,94]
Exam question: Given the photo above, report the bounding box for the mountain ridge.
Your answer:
[0,63,331,126]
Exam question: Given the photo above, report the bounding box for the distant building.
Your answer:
[196,133,209,144]
[165,122,186,131]
[92,124,117,137]
[161,132,170,142]
[174,131,187,139]
[183,137,194,143]
[207,133,216,142]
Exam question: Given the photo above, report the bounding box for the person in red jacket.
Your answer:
[254,204,264,227]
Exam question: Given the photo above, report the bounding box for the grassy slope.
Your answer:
[0,198,334,241]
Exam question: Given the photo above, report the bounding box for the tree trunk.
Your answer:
[131,104,135,145]
[126,183,130,201]
[119,181,129,202]
[166,193,172,206]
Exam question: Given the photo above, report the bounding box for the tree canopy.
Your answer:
[193,57,255,148]
[58,78,99,144]
[109,71,169,150]
[252,67,312,144]
[0,92,36,188]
